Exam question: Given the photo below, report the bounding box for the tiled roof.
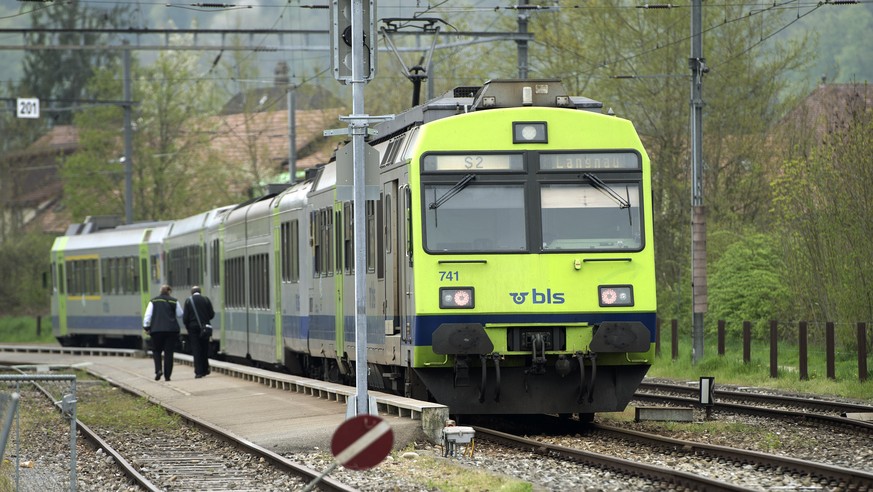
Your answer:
[204,107,344,171]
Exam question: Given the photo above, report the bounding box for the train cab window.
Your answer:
[423,184,526,253]
[540,183,642,251]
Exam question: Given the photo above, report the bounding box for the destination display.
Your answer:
[422,153,524,172]
[540,152,639,170]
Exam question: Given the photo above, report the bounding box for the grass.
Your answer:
[649,341,873,401]
[384,447,533,492]
[0,316,55,344]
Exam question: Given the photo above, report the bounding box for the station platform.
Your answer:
[0,345,448,454]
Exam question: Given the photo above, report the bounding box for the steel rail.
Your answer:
[474,425,755,492]
[593,423,873,491]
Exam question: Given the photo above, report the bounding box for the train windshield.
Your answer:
[423,184,526,252]
[541,183,641,251]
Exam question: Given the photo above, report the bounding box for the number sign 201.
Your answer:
[17,98,40,119]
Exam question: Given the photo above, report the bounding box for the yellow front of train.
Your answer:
[405,80,657,415]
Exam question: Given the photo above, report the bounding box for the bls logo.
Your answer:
[509,288,565,305]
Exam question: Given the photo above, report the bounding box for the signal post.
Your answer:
[327,0,393,416]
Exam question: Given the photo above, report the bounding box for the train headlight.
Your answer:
[513,122,548,144]
[598,285,634,307]
[440,287,475,309]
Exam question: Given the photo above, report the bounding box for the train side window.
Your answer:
[384,194,392,254]
[60,262,67,295]
[405,186,413,267]
[211,240,219,287]
[280,221,290,282]
[343,203,353,273]
[311,211,320,277]
[101,259,109,295]
[291,219,299,283]
[366,200,376,274]
[140,258,148,292]
[376,196,384,279]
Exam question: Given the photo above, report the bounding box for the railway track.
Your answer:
[635,380,873,434]
[473,415,873,491]
[27,370,357,492]
[475,425,754,491]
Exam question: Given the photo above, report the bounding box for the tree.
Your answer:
[771,84,873,325]
[20,0,131,125]
[62,38,236,222]
[527,2,808,322]
[708,233,790,338]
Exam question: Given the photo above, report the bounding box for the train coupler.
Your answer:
[477,353,502,403]
[527,333,548,376]
[575,352,598,403]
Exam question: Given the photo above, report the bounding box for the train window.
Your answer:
[281,222,290,282]
[384,194,392,254]
[423,184,526,253]
[290,220,299,282]
[101,259,109,295]
[58,262,65,295]
[343,203,353,273]
[140,258,147,292]
[152,254,161,284]
[312,211,321,277]
[211,240,220,287]
[376,197,384,279]
[366,200,376,274]
[540,183,642,251]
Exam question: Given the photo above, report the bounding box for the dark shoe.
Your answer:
[195,374,203,379]
[165,376,171,381]
[155,372,162,381]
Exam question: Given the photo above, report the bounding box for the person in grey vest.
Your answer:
[183,285,215,378]
[143,284,183,381]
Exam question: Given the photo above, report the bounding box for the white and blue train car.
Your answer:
[51,218,169,347]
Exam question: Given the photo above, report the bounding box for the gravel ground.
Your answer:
[4,379,871,492]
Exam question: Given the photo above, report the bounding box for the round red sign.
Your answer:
[331,414,394,470]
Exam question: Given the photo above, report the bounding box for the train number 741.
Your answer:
[439,271,459,282]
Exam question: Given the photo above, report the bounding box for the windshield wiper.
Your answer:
[583,173,630,209]
[429,174,476,210]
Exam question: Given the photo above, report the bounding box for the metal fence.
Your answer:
[0,374,77,492]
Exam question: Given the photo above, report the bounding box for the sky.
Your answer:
[0,1,514,91]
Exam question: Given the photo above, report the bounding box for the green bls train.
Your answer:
[50,79,656,417]
[379,79,656,415]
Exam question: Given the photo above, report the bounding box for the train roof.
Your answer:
[56,222,169,251]
[372,79,603,143]
[166,205,235,238]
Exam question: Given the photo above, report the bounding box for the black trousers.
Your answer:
[151,332,178,378]
[188,328,210,376]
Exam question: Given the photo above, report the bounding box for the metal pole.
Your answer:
[123,40,134,224]
[517,0,529,79]
[351,0,369,415]
[287,86,297,184]
[690,0,707,364]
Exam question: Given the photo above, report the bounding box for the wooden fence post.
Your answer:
[743,321,751,364]
[799,321,808,381]
[717,320,725,356]
[859,322,869,382]
[770,320,778,378]
[826,322,835,380]
[671,319,679,361]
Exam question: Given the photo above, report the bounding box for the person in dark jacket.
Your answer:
[182,285,215,378]
[143,284,183,381]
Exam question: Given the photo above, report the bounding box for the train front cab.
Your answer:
[405,84,657,415]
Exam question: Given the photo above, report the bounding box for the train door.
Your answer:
[399,184,411,342]
[383,180,400,336]
[53,239,68,337]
